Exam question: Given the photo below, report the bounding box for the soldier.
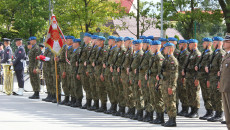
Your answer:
[0,42,4,84]
[70,39,83,107]
[128,39,144,120]
[146,40,165,124]
[219,35,230,129]
[177,40,190,116]
[92,36,107,112]
[111,37,126,116]
[205,37,225,122]
[138,39,152,122]
[195,38,213,120]
[168,37,180,59]
[157,42,178,127]
[28,36,41,99]
[1,38,12,64]
[182,39,201,118]
[120,37,135,118]
[12,38,26,96]
[87,35,99,111]
[103,36,118,114]
[77,33,93,109]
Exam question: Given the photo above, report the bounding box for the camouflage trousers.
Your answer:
[210,78,223,111]
[186,77,200,108]
[140,77,151,112]
[199,78,213,110]
[162,81,177,117]
[29,67,40,92]
[66,65,74,97]
[177,76,189,107]
[104,69,116,104]
[133,77,144,111]
[95,73,107,104]
[71,72,83,99]
[121,71,135,108]
[43,70,51,93]
[80,72,92,100]
[89,72,98,101]
[113,71,125,107]
[149,77,164,113]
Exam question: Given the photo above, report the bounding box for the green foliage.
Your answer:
[174,35,179,41]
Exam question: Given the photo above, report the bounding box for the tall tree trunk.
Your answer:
[190,0,194,38]
[218,0,230,33]
[84,0,89,32]
[137,0,140,39]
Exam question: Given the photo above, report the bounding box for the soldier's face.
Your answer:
[83,36,91,44]
[163,47,169,55]
[0,45,3,50]
[27,45,32,50]
[169,41,177,46]
[150,45,158,52]
[16,40,22,46]
[124,40,129,48]
[73,42,80,48]
[223,40,230,50]
[66,39,73,45]
[179,43,183,49]
[213,41,220,48]
[117,41,122,47]
[143,43,148,50]
[189,43,194,50]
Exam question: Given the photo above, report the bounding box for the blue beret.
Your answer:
[146,35,154,40]
[140,36,146,39]
[29,36,36,41]
[168,37,178,41]
[213,37,223,41]
[151,40,161,45]
[115,37,124,42]
[124,37,133,41]
[61,35,67,39]
[84,32,92,37]
[142,39,152,44]
[108,36,117,40]
[91,35,98,39]
[158,38,168,42]
[73,39,81,43]
[188,39,198,43]
[202,37,213,42]
[178,40,188,44]
[163,42,175,47]
[66,36,75,39]
[133,39,142,45]
[97,36,106,41]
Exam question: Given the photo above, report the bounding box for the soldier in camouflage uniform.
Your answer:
[28,36,41,99]
[87,35,99,111]
[111,37,126,116]
[70,39,83,107]
[77,33,93,109]
[159,38,168,53]
[182,39,201,118]
[206,37,225,122]
[128,40,144,120]
[138,39,152,122]
[103,36,118,114]
[147,40,165,124]
[93,36,107,112]
[157,42,178,127]
[195,38,213,120]
[177,40,190,116]
[120,37,135,118]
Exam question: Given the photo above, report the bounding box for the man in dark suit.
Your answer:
[12,38,26,96]
[220,34,230,129]
[1,38,12,64]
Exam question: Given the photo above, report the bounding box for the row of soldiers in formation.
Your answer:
[27,34,226,127]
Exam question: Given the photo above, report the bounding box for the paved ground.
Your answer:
[0,74,227,130]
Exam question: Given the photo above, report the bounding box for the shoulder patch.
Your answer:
[160,58,163,61]
[19,51,21,53]
[171,61,174,64]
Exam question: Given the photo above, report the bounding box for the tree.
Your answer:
[54,0,126,36]
[218,0,230,33]
[157,0,223,39]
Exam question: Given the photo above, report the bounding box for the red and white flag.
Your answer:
[45,14,65,55]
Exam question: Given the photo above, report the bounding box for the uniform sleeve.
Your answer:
[1,49,9,63]
[13,48,25,66]
[169,59,178,92]
[157,56,164,76]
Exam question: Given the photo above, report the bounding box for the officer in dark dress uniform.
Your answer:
[1,38,12,64]
[12,38,26,96]
[0,42,4,84]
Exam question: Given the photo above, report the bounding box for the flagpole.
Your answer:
[55,54,59,105]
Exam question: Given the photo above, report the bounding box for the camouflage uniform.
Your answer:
[162,55,178,118]
[196,49,213,110]
[183,49,201,109]
[207,49,225,112]
[59,45,68,97]
[43,48,52,96]
[28,44,40,92]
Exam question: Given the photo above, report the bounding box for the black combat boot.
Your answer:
[207,111,223,122]
[88,100,99,111]
[131,110,140,120]
[59,96,69,105]
[52,95,61,103]
[147,111,153,122]
[163,117,177,127]
[95,103,107,112]
[42,92,50,101]
[72,98,82,107]
[47,94,55,102]
[120,107,126,117]
[113,106,122,116]
[189,107,199,118]
[178,106,189,116]
[67,97,76,106]
[199,109,213,120]
[104,103,115,114]
[151,112,165,124]
[143,111,150,122]
[81,99,91,109]
[29,91,40,99]
[137,110,144,121]
[221,121,226,124]
[128,108,136,119]
[185,107,193,117]
[124,107,131,118]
